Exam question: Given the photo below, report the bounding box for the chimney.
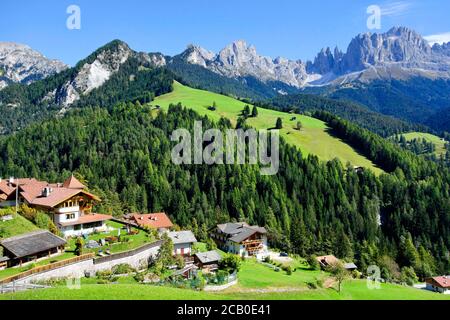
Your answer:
[42,187,52,197]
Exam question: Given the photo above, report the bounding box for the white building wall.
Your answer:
[54,210,80,224]
[60,221,108,238]
[174,243,192,255]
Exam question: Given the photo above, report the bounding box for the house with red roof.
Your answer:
[425,276,450,294]
[0,175,111,237]
[0,178,16,206]
[129,212,173,232]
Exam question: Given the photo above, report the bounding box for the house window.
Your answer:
[66,213,76,220]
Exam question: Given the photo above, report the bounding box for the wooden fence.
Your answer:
[0,253,95,285]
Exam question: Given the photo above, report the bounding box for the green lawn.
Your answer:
[65,221,154,255]
[235,259,324,290]
[401,132,447,156]
[0,214,39,240]
[2,258,448,300]
[152,81,383,175]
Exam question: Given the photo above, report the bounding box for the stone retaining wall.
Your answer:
[12,241,162,284]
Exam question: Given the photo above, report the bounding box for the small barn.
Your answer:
[0,230,66,267]
[194,250,222,272]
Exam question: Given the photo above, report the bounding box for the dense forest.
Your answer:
[0,102,448,282]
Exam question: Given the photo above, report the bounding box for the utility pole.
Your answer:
[15,177,19,215]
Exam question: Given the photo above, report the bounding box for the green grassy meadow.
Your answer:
[152,82,383,175]
[401,132,447,156]
[2,258,448,300]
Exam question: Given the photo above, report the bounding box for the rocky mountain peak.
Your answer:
[56,40,133,109]
[0,42,68,90]
[341,27,433,73]
[432,42,450,57]
[182,44,215,67]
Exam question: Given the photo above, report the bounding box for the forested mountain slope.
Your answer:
[152,81,382,174]
[0,103,448,277]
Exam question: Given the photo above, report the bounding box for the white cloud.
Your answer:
[424,33,450,46]
[380,1,412,17]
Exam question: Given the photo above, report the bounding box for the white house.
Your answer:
[168,230,197,257]
[0,176,111,238]
[210,222,268,259]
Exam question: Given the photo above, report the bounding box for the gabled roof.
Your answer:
[0,230,66,258]
[316,255,340,267]
[195,250,222,264]
[0,179,15,196]
[63,175,85,189]
[168,230,197,245]
[132,213,173,229]
[2,177,99,208]
[216,222,266,243]
[31,189,99,209]
[426,276,450,288]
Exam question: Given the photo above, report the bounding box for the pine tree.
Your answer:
[251,106,258,118]
[275,117,283,129]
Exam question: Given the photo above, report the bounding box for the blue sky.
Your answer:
[0,0,449,65]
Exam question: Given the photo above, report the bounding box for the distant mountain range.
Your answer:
[1,26,450,133]
[177,26,450,89]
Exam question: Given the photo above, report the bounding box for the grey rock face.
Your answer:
[181,40,310,88]
[341,27,434,73]
[56,41,132,110]
[0,42,68,90]
[432,42,450,57]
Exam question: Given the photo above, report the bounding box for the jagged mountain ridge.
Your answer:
[179,27,450,89]
[0,42,68,90]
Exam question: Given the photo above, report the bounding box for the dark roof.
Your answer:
[0,256,10,263]
[195,250,222,264]
[168,231,197,244]
[344,262,358,270]
[217,222,266,243]
[0,230,66,258]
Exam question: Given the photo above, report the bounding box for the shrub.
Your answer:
[112,263,135,275]
[400,266,418,286]
[307,255,320,270]
[134,272,145,283]
[285,266,293,275]
[218,254,242,272]
[75,237,84,256]
[19,205,38,222]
